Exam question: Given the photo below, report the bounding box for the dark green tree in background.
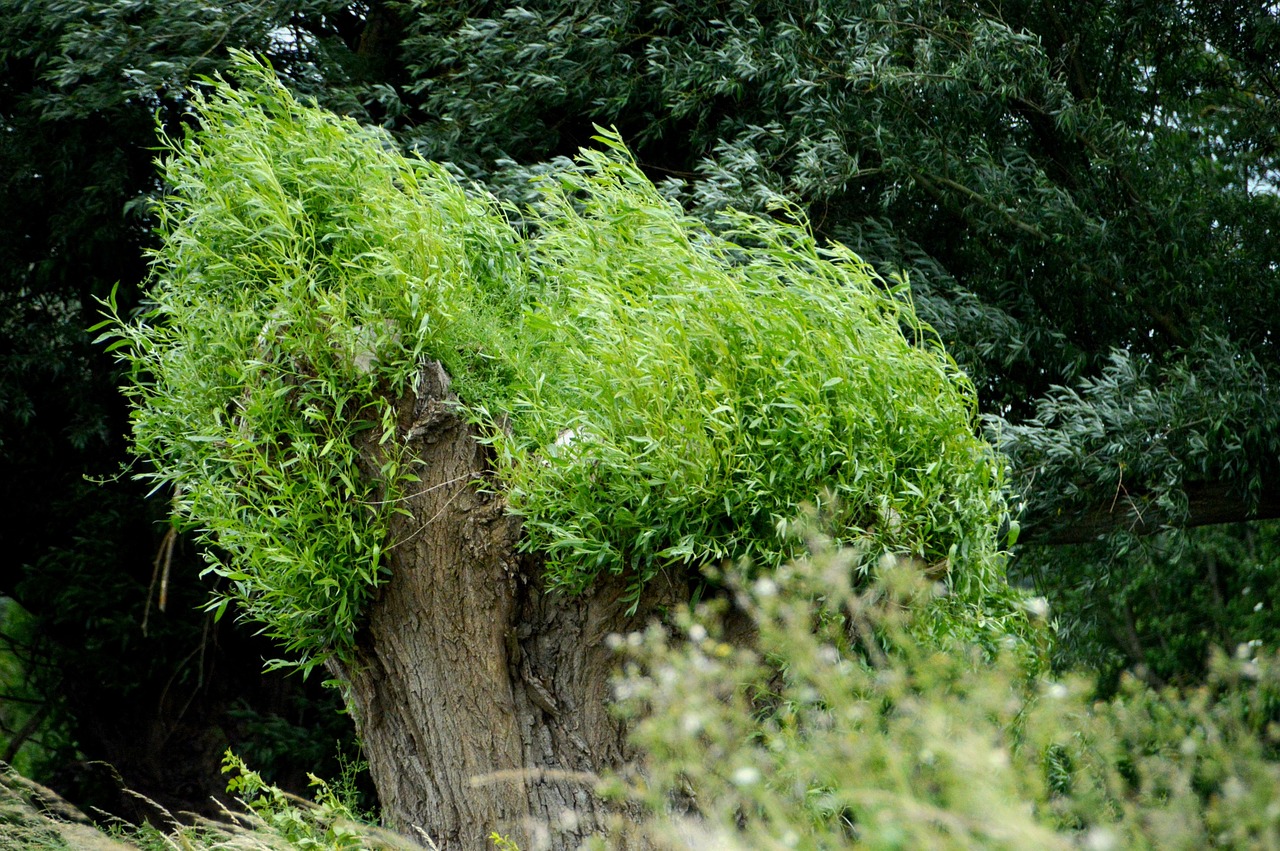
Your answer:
[0,0,388,816]
[2,0,1278,829]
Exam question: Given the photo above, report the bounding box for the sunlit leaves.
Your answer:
[108,56,528,671]
[496,136,1016,631]
[112,56,1024,670]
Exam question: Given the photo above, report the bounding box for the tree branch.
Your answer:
[1022,482,1280,545]
[910,169,1052,241]
[2,702,50,765]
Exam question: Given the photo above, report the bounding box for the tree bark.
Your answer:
[330,362,685,850]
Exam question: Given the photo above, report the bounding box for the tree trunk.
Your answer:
[330,362,685,850]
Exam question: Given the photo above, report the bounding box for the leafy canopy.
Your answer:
[109,56,1020,669]
[395,1,1280,576]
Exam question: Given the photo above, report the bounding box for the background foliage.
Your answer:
[3,0,1279,820]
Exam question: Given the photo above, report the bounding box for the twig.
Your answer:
[468,767,600,788]
[412,824,442,851]
[159,527,175,612]
[384,481,470,552]
[1109,467,1125,514]
[358,471,480,506]
[143,526,177,635]
[912,170,1052,242]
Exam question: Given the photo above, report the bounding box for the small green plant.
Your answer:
[0,598,59,778]
[221,751,402,850]
[0,756,371,851]
[327,745,375,824]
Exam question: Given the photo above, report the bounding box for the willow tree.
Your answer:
[107,58,1022,849]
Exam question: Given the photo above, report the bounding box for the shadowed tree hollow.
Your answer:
[107,59,1026,849]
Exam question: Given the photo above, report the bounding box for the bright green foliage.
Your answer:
[498,137,1008,612]
[611,545,1280,850]
[111,56,1019,669]
[106,56,528,668]
[221,752,393,851]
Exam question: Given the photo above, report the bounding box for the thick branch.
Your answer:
[910,169,1051,241]
[1022,482,1280,546]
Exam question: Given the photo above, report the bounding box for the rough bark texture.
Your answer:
[330,362,686,850]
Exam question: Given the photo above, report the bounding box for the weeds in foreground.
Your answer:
[602,542,1280,850]
[9,543,1280,850]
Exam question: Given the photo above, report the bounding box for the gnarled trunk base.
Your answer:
[331,363,685,850]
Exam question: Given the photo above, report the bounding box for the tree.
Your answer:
[107,59,1025,848]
